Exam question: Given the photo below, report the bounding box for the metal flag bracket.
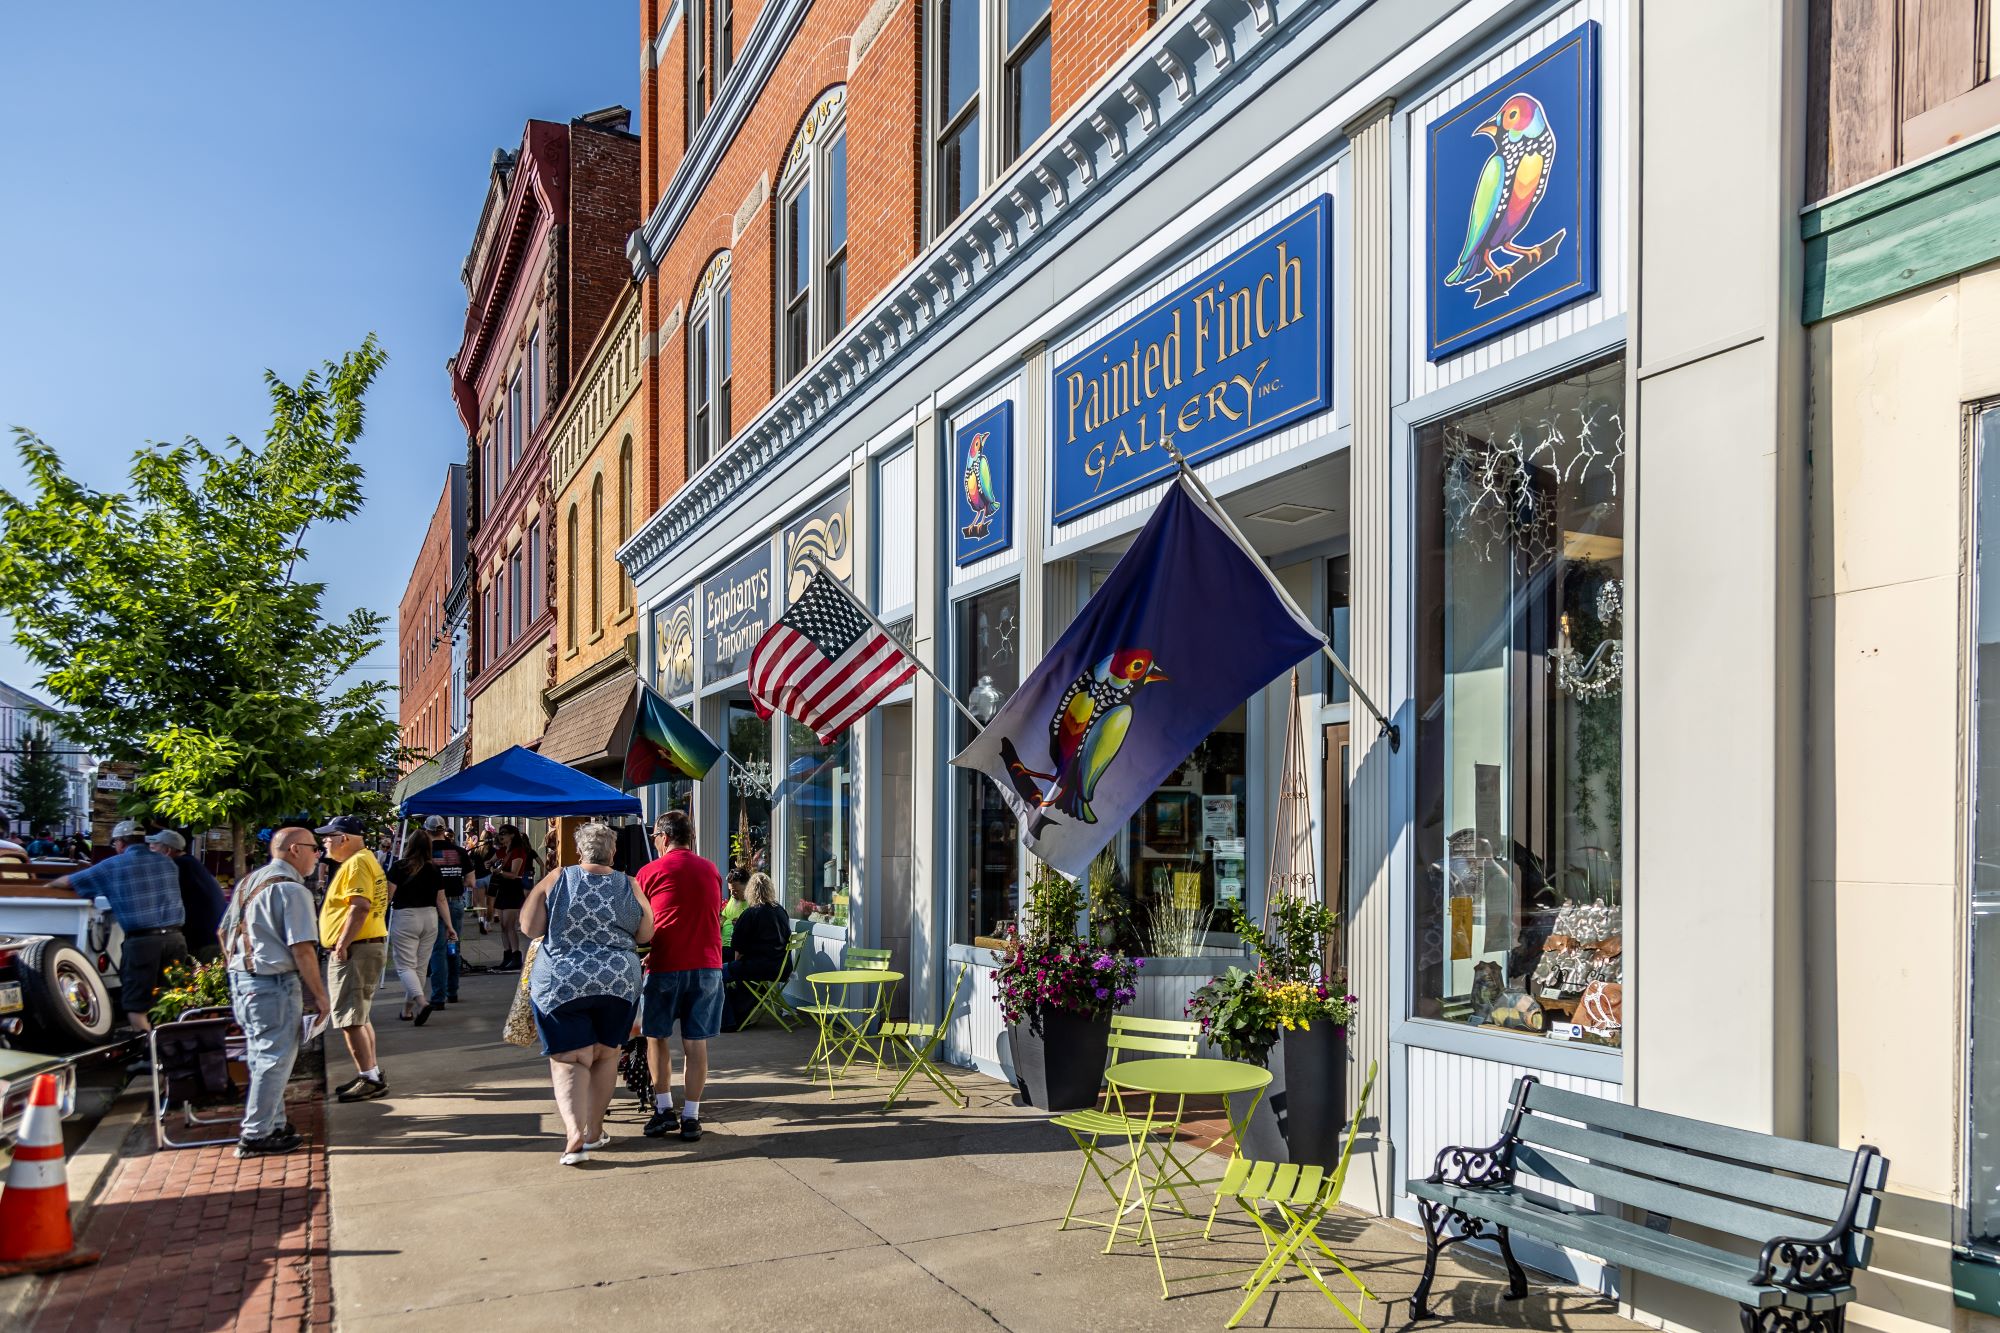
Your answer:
[1158,439,1401,752]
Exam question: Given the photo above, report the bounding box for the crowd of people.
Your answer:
[34,803,793,1164]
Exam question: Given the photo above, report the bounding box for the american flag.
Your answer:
[749,569,919,742]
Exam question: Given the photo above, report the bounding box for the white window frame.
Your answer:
[508,370,524,467]
[688,254,733,472]
[776,92,848,386]
[925,0,1052,239]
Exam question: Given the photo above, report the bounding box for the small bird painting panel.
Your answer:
[954,400,1014,566]
[1426,21,1599,362]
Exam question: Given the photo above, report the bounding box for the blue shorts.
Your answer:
[642,969,724,1041]
[533,994,635,1056]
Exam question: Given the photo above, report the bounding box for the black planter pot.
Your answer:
[1007,1009,1112,1111]
[1227,1025,1349,1166]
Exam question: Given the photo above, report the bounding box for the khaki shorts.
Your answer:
[328,938,388,1029]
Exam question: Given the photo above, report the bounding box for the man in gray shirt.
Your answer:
[220,826,333,1157]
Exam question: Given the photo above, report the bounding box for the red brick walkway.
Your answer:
[31,1090,331,1333]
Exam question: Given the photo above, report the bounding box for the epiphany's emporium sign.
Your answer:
[702,543,772,686]
[1052,196,1331,523]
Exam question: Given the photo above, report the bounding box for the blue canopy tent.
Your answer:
[398,745,642,818]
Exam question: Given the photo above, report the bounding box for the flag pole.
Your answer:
[802,554,989,734]
[1159,441,1401,751]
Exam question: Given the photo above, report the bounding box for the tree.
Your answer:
[3,729,74,834]
[0,338,404,870]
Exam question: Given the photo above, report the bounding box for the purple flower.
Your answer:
[1136,958,1146,968]
[1092,955,1115,971]
[1094,986,1109,999]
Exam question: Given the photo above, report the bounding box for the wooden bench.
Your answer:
[1406,1075,1888,1332]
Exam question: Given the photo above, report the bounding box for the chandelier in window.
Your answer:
[1552,578,1624,700]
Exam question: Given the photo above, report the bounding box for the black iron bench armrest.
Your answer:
[1426,1134,1518,1189]
[1751,1145,1881,1295]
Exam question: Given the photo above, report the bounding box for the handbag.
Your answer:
[501,939,542,1047]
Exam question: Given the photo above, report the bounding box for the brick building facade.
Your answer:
[395,465,462,768]
[452,108,639,766]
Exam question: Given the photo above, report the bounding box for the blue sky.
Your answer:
[0,3,638,699]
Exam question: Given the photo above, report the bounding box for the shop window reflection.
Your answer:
[1413,355,1626,1047]
[782,725,851,924]
[725,699,772,881]
[954,582,1019,944]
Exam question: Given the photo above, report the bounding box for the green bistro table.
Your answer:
[1102,1056,1274,1299]
[801,969,903,1097]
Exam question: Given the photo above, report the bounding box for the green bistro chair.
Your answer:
[838,947,898,1076]
[1217,1059,1380,1332]
[738,930,809,1032]
[799,946,899,1092]
[876,963,972,1112]
[1052,1015,1204,1235]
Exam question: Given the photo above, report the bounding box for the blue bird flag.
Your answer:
[950,476,1323,879]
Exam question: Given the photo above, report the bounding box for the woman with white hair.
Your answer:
[521,821,652,1164]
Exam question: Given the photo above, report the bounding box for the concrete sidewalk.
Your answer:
[325,941,1642,1332]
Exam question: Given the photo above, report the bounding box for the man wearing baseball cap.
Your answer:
[50,819,189,1032]
[145,828,226,963]
[316,814,392,1101]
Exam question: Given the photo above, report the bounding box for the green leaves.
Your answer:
[0,337,403,839]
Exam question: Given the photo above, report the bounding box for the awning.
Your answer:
[538,669,637,770]
[399,745,640,818]
[391,735,468,805]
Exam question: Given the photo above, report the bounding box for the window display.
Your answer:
[1413,356,1626,1047]
[954,582,1020,944]
[782,725,852,923]
[724,698,771,880]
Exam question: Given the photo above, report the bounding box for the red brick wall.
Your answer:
[636,0,1154,527]
[398,477,456,767]
[568,124,641,376]
[1052,0,1152,119]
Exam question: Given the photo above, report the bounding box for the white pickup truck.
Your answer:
[0,853,122,1051]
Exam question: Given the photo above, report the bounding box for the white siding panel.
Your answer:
[1406,0,1625,402]
[1403,1043,1617,1212]
[1051,165,1341,546]
[948,378,1027,588]
[876,447,916,612]
[944,959,1007,1075]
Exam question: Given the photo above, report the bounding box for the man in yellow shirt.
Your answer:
[317,815,391,1102]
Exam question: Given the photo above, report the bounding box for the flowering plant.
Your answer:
[991,860,1140,1034]
[1184,899,1355,1064]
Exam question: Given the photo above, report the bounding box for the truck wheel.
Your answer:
[19,937,116,1049]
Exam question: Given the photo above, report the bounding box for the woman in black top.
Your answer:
[722,872,794,1029]
[387,830,454,1023]
[487,825,537,971]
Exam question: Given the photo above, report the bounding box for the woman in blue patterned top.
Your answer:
[521,821,653,1165]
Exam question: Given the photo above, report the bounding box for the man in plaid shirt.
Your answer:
[52,819,189,1032]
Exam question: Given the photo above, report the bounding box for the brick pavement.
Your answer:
[30,1088,331,1333]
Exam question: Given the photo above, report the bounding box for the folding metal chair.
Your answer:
[1217,1060,1380,1331]
[1052,1015,1204,1233]
[737,931,809,1032]
[151,1005,247,1149]
[876,963,971,1111]
[803,946,898,1083]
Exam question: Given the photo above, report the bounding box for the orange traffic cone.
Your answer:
[0,1072,101,1276]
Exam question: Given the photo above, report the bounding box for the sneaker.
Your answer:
[678,1116,703,1142]
[236,1129,303,1158]
[333,1075,370,1099]
[643,1108,677,1138]
[413,1003,435,1027]
[584,1132,612,1151]
[337,1075,389,1103]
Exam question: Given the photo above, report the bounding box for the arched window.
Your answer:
[618,437,634,611]
[689,254,732,473]
[566,504,580,651]
[777,90,848,385]
[589,475,604,631]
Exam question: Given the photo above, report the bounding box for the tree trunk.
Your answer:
[232,820,248,879]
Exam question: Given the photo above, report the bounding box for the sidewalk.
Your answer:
[325,943,1645,1332]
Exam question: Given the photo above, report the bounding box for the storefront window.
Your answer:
[1103,708,1248,950]
[1413,356,1627,1048]
[1967,403,2000,1248]
[954,582,1020,943]
[724,698,771,880]
[781,724,852,923]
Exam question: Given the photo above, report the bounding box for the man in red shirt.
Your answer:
[637,809,724,1140]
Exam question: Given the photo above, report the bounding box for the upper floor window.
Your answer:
[618,437,634,611]
[496,404,510,486]
[566,504,580,651]
[526,329,541,429]
[778,89,848,385]
[589,475,605,630]
[508,370,524,467]
[689,253,734,471]
[930,0,1051,236]
[508,547,524,642]
[526,519,542,627]
[689,0,734,141]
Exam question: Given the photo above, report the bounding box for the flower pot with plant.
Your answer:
[994,861,1140,1110]
[1184,897,1355,1166]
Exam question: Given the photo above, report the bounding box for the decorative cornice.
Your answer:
[550,292,645,496]
[635,0,813,276]
[620,0,1320,580]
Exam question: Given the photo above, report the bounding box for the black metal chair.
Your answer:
[150,1005,247,1149]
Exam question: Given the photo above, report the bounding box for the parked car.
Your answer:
[0,849,120,1051]
[0,1043,77,1147]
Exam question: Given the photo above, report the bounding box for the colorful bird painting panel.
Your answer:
[1426,21,1599,361]
[953,400,1014,565]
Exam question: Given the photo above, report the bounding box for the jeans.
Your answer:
[228,970,302,1139]
[389,908,439,1006]
[428,896,464,1001]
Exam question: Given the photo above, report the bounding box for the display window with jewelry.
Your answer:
[1410,354,1627,1047]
